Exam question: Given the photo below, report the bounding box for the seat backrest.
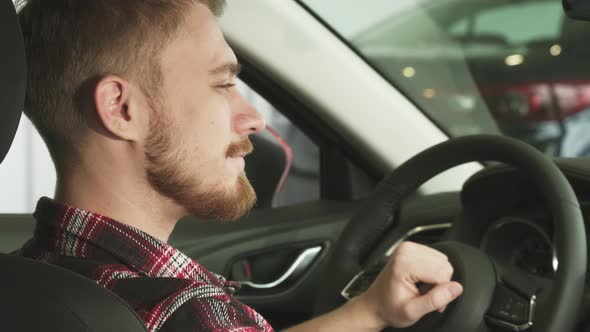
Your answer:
[0,1,146,330]
[0,254,148,331]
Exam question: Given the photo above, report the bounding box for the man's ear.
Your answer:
[94,76,145,141]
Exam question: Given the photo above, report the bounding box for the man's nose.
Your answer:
[233,96,266,136]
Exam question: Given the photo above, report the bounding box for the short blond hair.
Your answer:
[16,0,225,164]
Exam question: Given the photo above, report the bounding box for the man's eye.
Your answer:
[218,83,236,92]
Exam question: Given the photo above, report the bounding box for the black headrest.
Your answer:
[564,0,590,21]
[0,0,25,165]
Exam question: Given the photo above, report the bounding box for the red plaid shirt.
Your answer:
[18,197,274,332]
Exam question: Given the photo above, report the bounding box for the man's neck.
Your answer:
[54,159,184,242]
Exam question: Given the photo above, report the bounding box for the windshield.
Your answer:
[302,0,590,158]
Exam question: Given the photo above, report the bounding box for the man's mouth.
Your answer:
[226,139,254,159]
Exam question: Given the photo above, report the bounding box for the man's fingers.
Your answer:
[403,281,463,322]
[391,244,455,285]
[395,242,448,262]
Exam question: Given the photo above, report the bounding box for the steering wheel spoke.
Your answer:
[485,260,555,331]
[485,281,536,331]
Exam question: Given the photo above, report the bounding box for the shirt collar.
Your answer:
[33,197,232,288]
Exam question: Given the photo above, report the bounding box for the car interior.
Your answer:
[4,0,590,332]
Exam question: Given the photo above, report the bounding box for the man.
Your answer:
[15,0,463,331]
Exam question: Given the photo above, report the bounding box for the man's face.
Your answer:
[144,3,265,220]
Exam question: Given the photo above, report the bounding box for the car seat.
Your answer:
[0,1,147,330]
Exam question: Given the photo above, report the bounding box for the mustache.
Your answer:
[226,138,254,157]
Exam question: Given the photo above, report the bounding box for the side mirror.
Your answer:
[564,0,590,21]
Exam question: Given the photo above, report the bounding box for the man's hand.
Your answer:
[357,241,464,329]
[283,241,463,332]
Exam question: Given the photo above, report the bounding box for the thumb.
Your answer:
[404,282,463,322]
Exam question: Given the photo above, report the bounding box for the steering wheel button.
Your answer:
[486,283,534,328]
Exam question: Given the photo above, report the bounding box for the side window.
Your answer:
[237,81,320,208]
[0,82,320,213]
[0,116,56,213]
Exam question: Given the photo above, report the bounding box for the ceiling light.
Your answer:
[505,54,524,66]
[423,88,436,99]
[402,66,416,78]
[550,44,562,56]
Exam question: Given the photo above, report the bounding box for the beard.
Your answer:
[144,110,256,221]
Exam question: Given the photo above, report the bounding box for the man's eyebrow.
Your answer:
[209,63,242,77]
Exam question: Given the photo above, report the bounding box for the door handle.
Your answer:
[239,246,322,289]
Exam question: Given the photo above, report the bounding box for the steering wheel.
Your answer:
[314,135,586,332]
